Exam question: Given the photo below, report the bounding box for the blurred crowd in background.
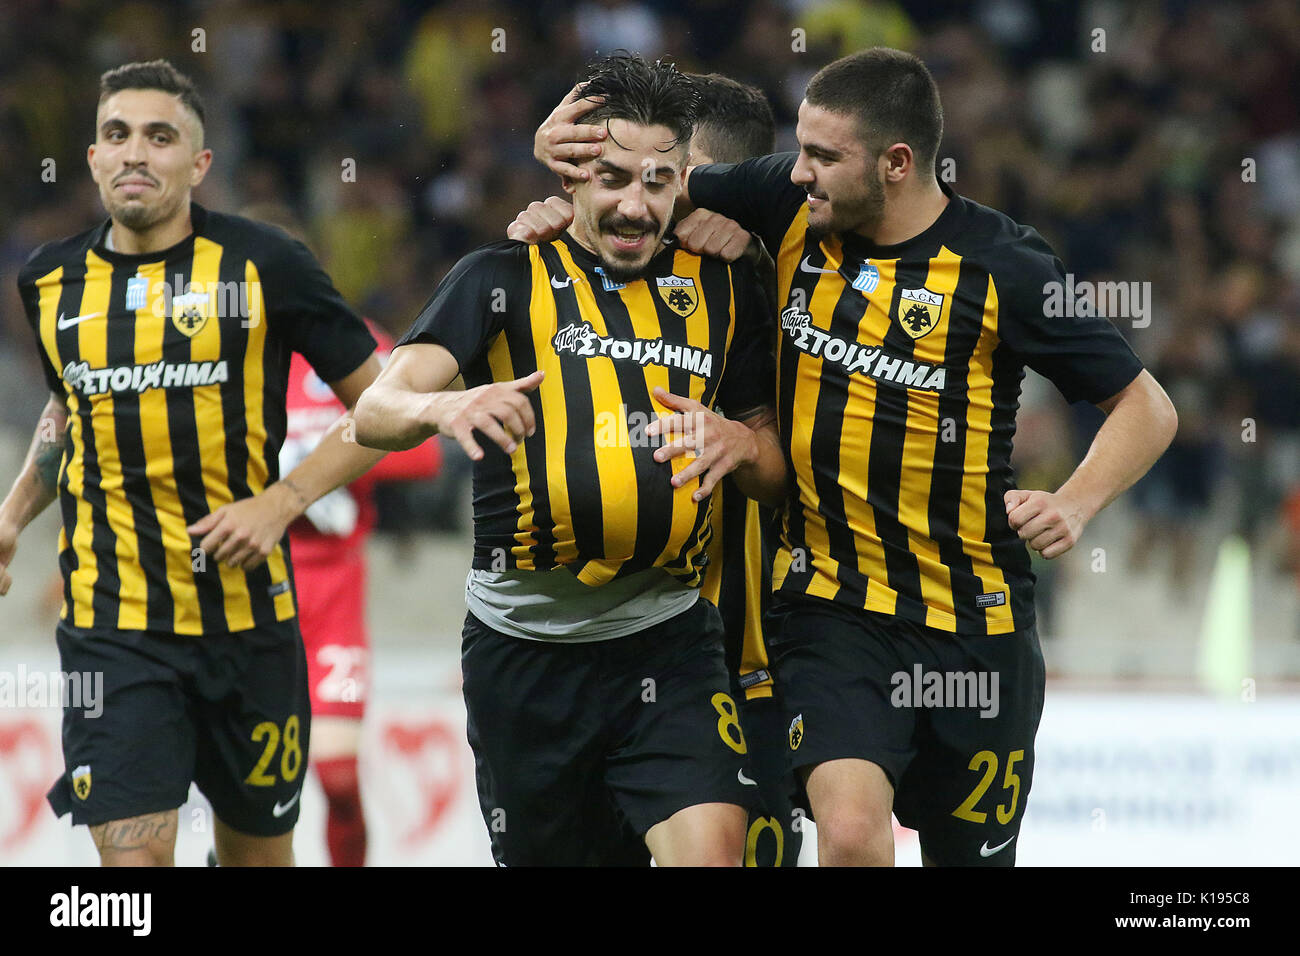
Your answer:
[0,0,1297,639]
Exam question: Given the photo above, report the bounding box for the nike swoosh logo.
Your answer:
[272,789,303,818]
[798,256,838,275]
[56,312,101,330]
[550,275,581,289]
[738,768,758,787]
[979,835,1015,857]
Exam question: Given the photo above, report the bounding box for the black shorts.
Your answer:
[766,596,1045,866]
[462,598,750,866]
[48,618,311,837]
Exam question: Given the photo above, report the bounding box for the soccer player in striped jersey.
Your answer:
[355,53,788,866]
[0,60,386,865]
[533,47,1178,865]
[514,72,803,866]
[683,75,799,868]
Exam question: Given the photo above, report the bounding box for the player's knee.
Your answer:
[691,848,742,867]
[660,835,744,867]
[647,803,747,866]
[687,826,746,866]
[653,829,743,866]
[816,809,894,866]
[98,842,175,867]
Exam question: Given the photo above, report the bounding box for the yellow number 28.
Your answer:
[244,715,303,787]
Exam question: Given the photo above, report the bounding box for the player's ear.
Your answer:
[560,174,579,196]
[882,142,911,183]
[190,147,213,187]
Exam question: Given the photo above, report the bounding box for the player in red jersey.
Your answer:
[283,321,440,866]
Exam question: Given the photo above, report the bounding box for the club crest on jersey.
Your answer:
[789,714,804,751]
[72,764,91,800]
[896,287,943,340]
[655,275,698,317]
[171,288,211,338]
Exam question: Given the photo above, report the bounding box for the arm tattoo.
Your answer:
[33,416,68,490]
[278,476,310,508]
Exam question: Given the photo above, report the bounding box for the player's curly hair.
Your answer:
[99,59,206,130]
[575,51,699,153]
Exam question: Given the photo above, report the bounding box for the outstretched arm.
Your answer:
[354,342,542,461]
[1006,370,1177,558]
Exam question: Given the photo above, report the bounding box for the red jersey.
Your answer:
[284,320,440,717]
[284,321,441,563]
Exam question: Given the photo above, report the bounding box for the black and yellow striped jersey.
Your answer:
[700,480,777,699]
[397,233,773,589]
[701,242,781,701]
[18,203,376,636]
[691,154,1145,635]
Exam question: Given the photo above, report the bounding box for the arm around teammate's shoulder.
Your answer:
[684,153,804,253]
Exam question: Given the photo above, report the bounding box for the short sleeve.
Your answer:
[17,248,64,394]
[396,241,529,372]
[991,233,1145,405]
[715,257,776,418]
[688,153,806,256]
[259,236,377,383]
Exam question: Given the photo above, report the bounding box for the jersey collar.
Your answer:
[92,202,207,264]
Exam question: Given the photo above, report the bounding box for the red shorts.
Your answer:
[294,547,369,719]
